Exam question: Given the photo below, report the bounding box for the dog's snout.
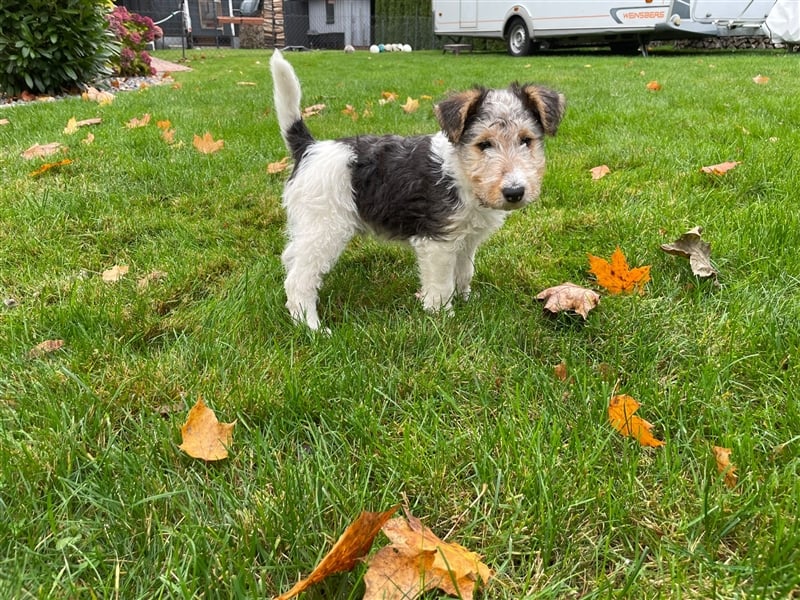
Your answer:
[502,185,525,203]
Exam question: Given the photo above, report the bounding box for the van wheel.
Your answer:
[506,18,532,57]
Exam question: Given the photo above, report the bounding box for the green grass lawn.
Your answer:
[1,47,798,599]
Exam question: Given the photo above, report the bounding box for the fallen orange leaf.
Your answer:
[608,394,665,447]
[276,506,399,600]
[341,104,359,121]
[267,156,290,174]
[752,74,769,84]
[364,508,493,600]
[126,113,151,128]
[380,91,399,103]
[588,247,651,294]
[82,86,114,105]
[590,164,611,180]
[29,159,73,177]
[553,362,568,382]
[301,103,325,118]
[161,128,176,144]
[712,445,738,489]
[646,80,662,91]
[193,132,224,154]
[700,161,740,175]
[156,119,172,131]
[178,397,236,461]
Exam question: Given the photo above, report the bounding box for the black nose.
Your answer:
[502,185,525,203]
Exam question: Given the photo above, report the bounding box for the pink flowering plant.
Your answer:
[107,6,158,77]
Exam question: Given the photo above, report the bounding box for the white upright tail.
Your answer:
[270,49,303,138]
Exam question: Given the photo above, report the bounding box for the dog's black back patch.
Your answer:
[343,135,460,240]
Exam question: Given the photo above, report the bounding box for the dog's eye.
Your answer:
[476,140,493,152]
[520,136,533,147]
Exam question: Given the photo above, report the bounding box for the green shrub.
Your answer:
[0,0,119,96]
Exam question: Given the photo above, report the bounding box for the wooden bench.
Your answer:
[443,43,472,55]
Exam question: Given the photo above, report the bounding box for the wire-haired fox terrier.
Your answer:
[270,49,565,330]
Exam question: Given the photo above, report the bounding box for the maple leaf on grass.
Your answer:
[536,282,600,320]
[193,132,224,154]
[608,394,664,448]
[402,97,420,113]
[126,113,151,128]
[178,397,236,461]
[712,445,738,489]
[700,161,740,175]
[660,226,718,280]
[588,247,650,295]
[363,508,493,600]
[275,505,399,600]
[590,164,611,180]
[267,156,290,174]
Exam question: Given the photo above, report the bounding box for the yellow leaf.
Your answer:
[401,97,419,113]
[752,74,769,84]
[82,132,95,145]
[276,506,399,600]
[63,117,79,135]
[608,394,665,448]
[588,247,651,294]
[341,104,359,121]
[301,103,326,118]
[178,397,236,462]
[712,445,738,489]
[193,132,224,154]
[102,264,129,282]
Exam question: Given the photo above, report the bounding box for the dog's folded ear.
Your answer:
[434,88,487,144]
[517,84,566,137]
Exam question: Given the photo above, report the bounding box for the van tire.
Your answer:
[506,17,533,57]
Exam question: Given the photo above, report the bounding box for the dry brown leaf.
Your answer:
[126,113,151,128]
[363,508,493,600]
[161,128,176,144]
[82,132,95,145]
[588,247,651,294]
[536,282,600,320]
[276,506,399,600]
[267,156,290,174]
[646,80,662,91]
[193,132,224,154]
[380,91,399,103]
[700,161,740,175]
[156,119,172,130]
[402,97,420,113]
[608,394,665,448]
[302,103,326,118]
[660,226,717,279]
[712,445,738,489]
[590,164,611,180]
[341,104,359,121]
[553,362,568,382]
[178,397,235,461]
[82,86,114,105]
[0,118,9,126]
[102,264,129,283]
[752,74,770,84]
[137,270,168,288]
[21,142,64,160]
[29,339,65,359]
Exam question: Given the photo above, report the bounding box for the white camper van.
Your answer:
[433,0,777,55]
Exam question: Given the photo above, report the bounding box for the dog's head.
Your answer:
[435,83,565,211]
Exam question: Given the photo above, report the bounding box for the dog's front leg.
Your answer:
[412,239,458,313]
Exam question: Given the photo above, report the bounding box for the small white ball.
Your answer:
[344,44,355,53]
[369,44,379,53]
[402,44,412,52]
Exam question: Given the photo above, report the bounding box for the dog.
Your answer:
[270,49,565,330]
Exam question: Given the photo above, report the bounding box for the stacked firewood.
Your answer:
[240,0,285,49]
